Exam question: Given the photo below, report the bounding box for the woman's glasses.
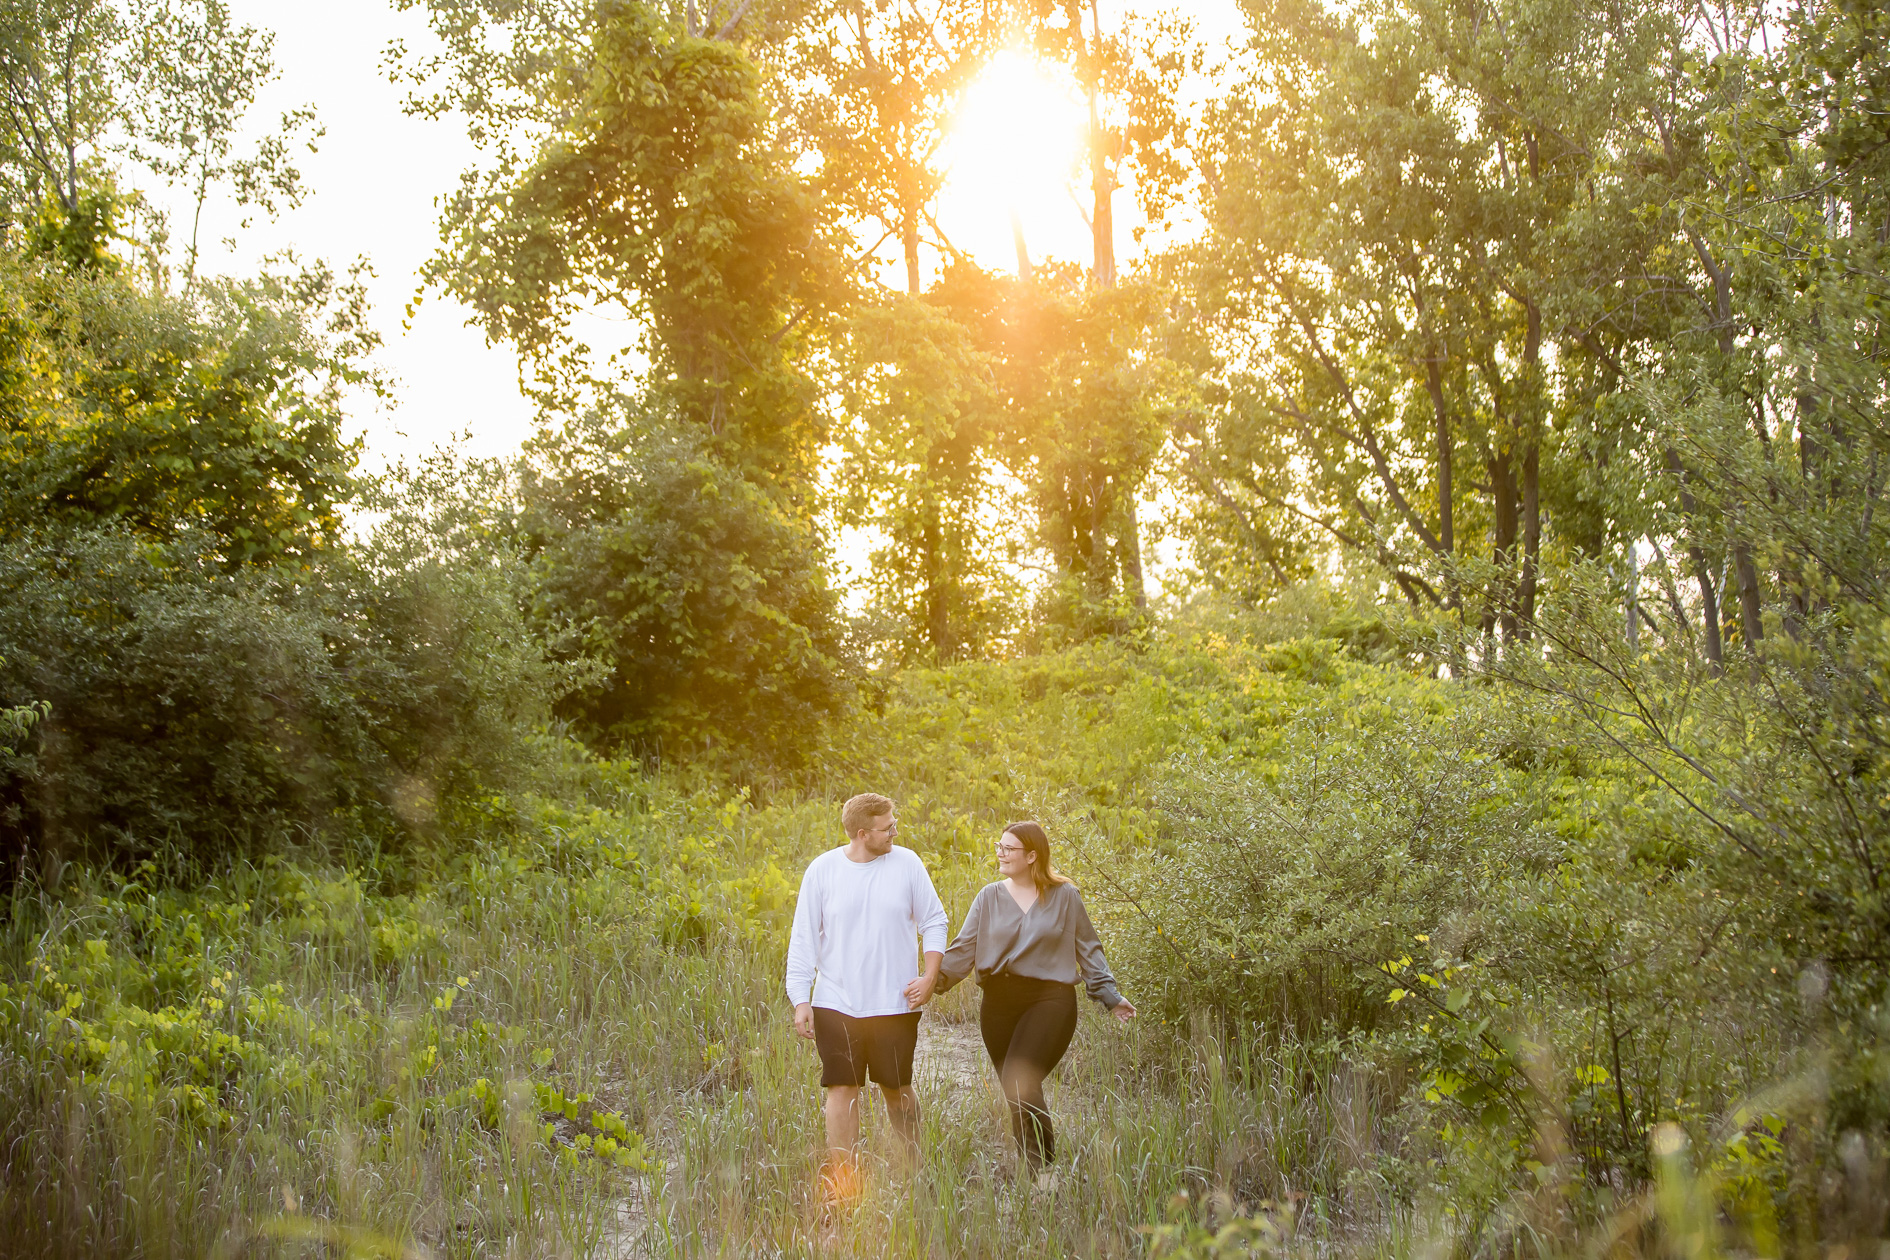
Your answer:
[995,843,1024,856]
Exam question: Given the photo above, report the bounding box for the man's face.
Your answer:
[855,812,898,856]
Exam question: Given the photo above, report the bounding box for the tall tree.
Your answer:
[784,0,1017,659]
[0,0,316,282]
[1175,0,1695,635]
[934,260,1175,633]
[1006,3,1196,616]
[416,0,844,487]
[1637,0,1890,648]
[784,0,992,295]
[0,253,367,565]
[400,0,858,747]
[835,286,1009,660]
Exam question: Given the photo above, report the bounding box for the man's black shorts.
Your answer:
[812,1008,922,1088]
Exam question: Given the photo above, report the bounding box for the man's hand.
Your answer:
[904,973,937,1010]
[906,951,944,1010]
[794,1002,816,1039]
[1111,1000,1137,1023]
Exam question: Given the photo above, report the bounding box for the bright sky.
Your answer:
[178,0,1248,470]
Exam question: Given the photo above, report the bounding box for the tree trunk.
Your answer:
[1665,446,1723,671]
[1010,208,1033,280]
[903,206,921,295]
[1645,534,1693,637]
[1085,0,1115,290]
[1516,295,1542,630]
[1428,362,1454,558]
[1625,543,1640,648]
[922,493,950,660]
[1082,468,1106,591]
[1048,476,1077,576]
[1733,543,1763,649]
[1520,439,1540,628]
[1117,495,1147,611]
[1418,314,1459,621]
[1781,360,1814,634]
[1491,450,1519,640]
[1692,547,1724,670]
[1078,0,1129,619]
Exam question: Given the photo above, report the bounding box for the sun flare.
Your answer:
[934,48,1092,277]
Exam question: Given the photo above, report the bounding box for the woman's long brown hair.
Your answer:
[1003,821,1071,894]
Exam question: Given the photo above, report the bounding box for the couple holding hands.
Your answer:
[784,793,1135,1187]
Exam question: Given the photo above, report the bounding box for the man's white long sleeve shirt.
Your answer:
[784,845,948,1018]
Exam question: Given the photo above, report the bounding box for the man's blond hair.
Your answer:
[841,792,895,839]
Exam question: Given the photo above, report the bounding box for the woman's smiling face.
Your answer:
[996,831,1034,881]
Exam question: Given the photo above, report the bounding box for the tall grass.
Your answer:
[647,957,1410,1258]
[4,630,1884,1257]
[0,767,1416,1258]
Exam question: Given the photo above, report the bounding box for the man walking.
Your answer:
[785,792,947,1181]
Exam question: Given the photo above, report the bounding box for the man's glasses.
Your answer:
[868,820,898,835]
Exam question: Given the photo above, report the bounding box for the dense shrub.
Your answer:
[1110,608,1890,1234]
[1127,679,1554,1037]
[0,251,363,566]
[0,512,568,879]
[0,528,358,870]
[519,409,855,762]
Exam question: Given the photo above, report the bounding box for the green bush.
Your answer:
[1126,674,1552,1037]
[0,510,567,876]
[0,250,362,566]
[519,409,855,763]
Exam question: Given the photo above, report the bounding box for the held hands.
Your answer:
[904,973,937,1010]
[793,1002,816,1039]
[906,951,944,1011]
[1111,1000,1137,1023]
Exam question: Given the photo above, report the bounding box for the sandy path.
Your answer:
[915,1017,987,1093]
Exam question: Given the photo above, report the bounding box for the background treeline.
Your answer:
[0,0,1886,1256]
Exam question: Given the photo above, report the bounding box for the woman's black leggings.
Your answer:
[978,974,1079,1169]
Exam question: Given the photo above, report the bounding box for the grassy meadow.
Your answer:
[3,602,1886,1257]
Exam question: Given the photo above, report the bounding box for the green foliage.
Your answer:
[0,527,361,865]
[0,655,44,753]
[0,465,570,873]
[1143,1193,1301,1259]
[518,408,852,761]
[779,0,989,295]
[0,0,317,281]
[0,0,1885,1254]
[115,0,320,285]
[424,0,839,482]
[1127,676,1552,1037]
[24,185,125,272]
[0,0,129,223]
[836,291,1016,662]
[0,251,364,566]
[810,603,1889,1246]
[1,621,1887,1255]
[1173,0,1690,619]
[403,0,875,753]
[921,261,1178,635]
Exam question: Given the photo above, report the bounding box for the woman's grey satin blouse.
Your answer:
[937,881,1125,1009]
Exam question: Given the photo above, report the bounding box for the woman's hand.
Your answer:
[1111,1000,1136,1023]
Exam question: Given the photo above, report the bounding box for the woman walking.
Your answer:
[937,821,1134,1176]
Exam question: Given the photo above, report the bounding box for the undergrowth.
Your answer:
[1,621,1884,1257]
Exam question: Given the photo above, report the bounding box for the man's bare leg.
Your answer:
[823,1085,863,1156]
[819,1085,865,1208]
[880,1084,921,1167]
